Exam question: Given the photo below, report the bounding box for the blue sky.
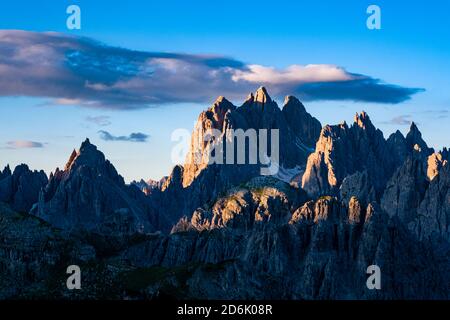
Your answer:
[0,0,449,181]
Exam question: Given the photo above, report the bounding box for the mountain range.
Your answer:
[0,87,449,299]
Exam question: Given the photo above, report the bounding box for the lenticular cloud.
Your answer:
[0,30,423,109]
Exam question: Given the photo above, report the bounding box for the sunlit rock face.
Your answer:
[182,87,321,187]
[427,148,449,181]
[412,160,450,241]
[171,176,307,233]
[302,112,394,198]
[182,96,236,187]
[301,113,434,201]
[156,87,321,228]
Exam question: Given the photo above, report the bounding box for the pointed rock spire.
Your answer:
[1,164,11,179]
[406,122,433,155]
[60,138,107,172]
[210,95,235,117]
[254,86,272,104]
[387,130,408,164]
[65,149,79,170]
[80,137,97,152]
[244,92,254,104]
[354,111,372,129]
[283,95,306,112]
[409,121,419,132]
[282,95,321,148]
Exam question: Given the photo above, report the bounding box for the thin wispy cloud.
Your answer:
[381,115,415,125]
[98,131,149,142]
[0,30,424,109]
[85,115,111,126]
[5,140,45,149]
[421,109,449,119]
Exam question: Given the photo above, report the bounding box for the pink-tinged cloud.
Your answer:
[231,64,356,84]
[6,140,45,149]
[0,30,424,109]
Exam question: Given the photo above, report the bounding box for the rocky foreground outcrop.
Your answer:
[120,188,450,299]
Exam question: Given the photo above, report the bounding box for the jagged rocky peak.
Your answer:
[254,86,272,104]
[302,111,396,199]
[162,165,184,191]
[442,147,449,159]
[207,95,235,126]
[354,111,373,130]
[132,177,166,195]
[242,86,276,110]
[62,138,107,173]
[427,149,449,181]
[0,164,12,180]
[171,88,328,224]
[301,122,350,197]
[381,148,429,224]
[283,95,306,112]
[64,149,78,170]
[182,96,236,187]
[30,139,154,238]
[282,95,322,148]
[387,130,408,163]
[388,129,405,141]
[406,122,433,155]
[0,163,48,212]
[412,160,450,240]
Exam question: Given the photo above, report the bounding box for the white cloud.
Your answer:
[231,64,356,85]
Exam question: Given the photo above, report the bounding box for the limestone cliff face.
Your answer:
[339,170,376,206]
[0,164,47,212]
[123,190,450,299]
[413,161,450,241]
[156,87,321,228]
[301,113,433,202]
[427,148,449,181]
[282,96,322,148]
[30,139,155,240]
[381,150,429,224]
[302,112,395,198]
[380,147,449,242]
[182,87,321,187]
[171,176,306,233]
[183,96,236,187]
